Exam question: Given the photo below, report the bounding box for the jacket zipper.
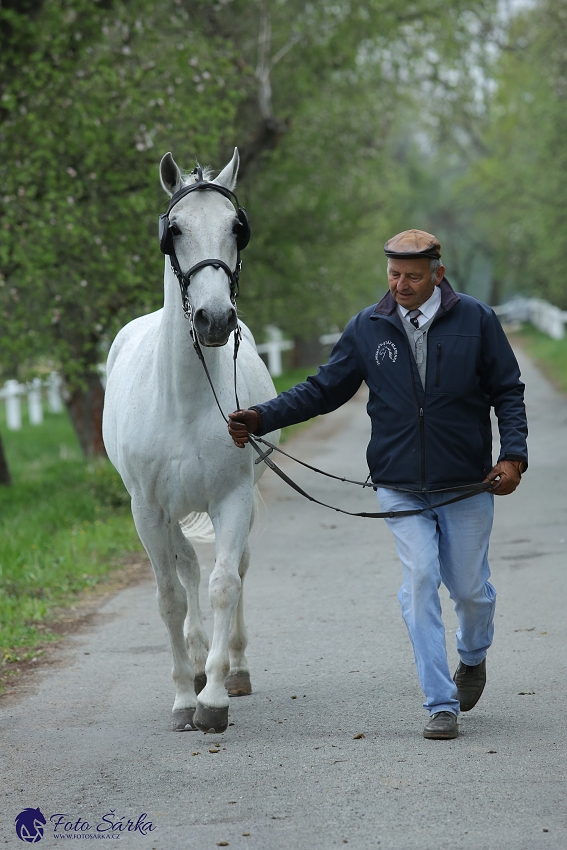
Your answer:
[419,407,425,489]
[407,343,426,491]
[435,342,441,388]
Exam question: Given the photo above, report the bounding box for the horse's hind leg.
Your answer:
[171,522,210,695]
[225,543,252,697]
[132,502,198,731]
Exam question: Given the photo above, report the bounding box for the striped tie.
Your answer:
[408,309,421,329]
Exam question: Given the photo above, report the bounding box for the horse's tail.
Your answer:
[179,486,263,544]
[179,512,216,544]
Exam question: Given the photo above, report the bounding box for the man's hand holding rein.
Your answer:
[228,409,262,448]
[484,459,526,495]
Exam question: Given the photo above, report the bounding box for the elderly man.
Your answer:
[228,230,528,740]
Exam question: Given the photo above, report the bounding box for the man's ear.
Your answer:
[435,264,446,285]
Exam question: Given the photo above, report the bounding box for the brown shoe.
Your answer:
[423,711,458,739]
[453,658,486,712]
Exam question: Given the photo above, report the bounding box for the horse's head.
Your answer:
[159,148,245,347]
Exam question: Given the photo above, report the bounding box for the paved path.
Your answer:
[1,350,566,850]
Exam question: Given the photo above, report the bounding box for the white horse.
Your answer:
[102,148,279,733]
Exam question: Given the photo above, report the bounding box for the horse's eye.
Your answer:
[170,224,181,237]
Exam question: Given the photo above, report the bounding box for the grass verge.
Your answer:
[510,324,567,396]
[0,408,142,693]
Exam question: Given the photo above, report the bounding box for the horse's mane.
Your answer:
[181,163,214,185]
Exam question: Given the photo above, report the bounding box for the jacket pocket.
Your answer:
[435,343,441,388]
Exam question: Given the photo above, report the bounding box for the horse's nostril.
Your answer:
[193,308,211,331]
[193,306,237,344]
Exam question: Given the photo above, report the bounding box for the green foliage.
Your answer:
[0,406,142,657]
[337,0,567,312]
[227,0,501,335]
[0,0,242,385]
[462,1,567,307]
[0,0,505,391]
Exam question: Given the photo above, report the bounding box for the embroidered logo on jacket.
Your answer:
[375,341,398,365]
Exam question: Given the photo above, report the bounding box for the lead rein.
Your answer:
[192,320,492,519]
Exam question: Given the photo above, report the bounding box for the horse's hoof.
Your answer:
[194,702,229,733]
[194,673,207,695]
[172,707,197,731]
[225,670,252,697]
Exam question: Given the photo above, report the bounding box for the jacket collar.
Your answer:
[371,276,460,318]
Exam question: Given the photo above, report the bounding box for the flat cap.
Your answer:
[384,229,441,259]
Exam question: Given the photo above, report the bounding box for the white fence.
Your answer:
[255,325,341,377]
[0,373,63,430]
[255,325,294,377]
[493,297,567,340]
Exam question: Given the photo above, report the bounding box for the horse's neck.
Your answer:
[157,265,225,396]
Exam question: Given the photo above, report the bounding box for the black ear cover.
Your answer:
[235,207,250,252]
[159,214,173,255]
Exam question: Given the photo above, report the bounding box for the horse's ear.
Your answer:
[213,147,239,191]
[160,152,183,196]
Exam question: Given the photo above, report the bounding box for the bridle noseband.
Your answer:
[158,165,250,321]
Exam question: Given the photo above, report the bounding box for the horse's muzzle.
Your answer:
[193,306,237,347]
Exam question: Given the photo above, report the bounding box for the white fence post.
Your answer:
[28,377,44,425]
[529,299,565,340]
[3,380,23,430]
[47,372,64,413]
[1,374,66,429]
[493,297,567,340]
[256,326,294,377]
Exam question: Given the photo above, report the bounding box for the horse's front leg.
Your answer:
[194,490,253,733]
[225,542,252,697]
[132,500,198,732]
[171,522,210,695]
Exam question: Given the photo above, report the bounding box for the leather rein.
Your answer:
[188,322,491,520]
[169,180,492,519]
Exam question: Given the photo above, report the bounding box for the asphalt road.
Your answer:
[1,348,566,850]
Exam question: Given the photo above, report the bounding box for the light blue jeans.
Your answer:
[377,487,496,716]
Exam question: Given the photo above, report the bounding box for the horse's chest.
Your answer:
[124,419,237,514]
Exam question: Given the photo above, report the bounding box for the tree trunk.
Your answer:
[489,276,504,308]
[65,371,107,458]
[292,336,323,369]
[0,431,11,486]
[238,115,289,181]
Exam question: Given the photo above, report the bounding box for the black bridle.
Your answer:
[158,165,249,321]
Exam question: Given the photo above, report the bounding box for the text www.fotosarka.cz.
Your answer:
[15,807,156,842]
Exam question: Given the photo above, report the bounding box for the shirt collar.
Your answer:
[397,284,442,320]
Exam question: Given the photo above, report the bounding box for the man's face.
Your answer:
[387,257,444,311]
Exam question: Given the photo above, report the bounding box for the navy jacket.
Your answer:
[253,279,528,490]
